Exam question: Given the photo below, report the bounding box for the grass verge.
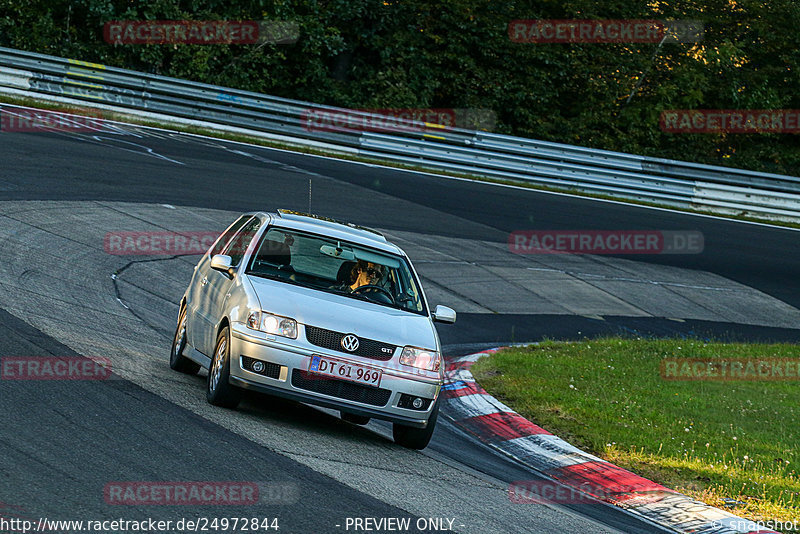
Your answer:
[470,339,800,526]
[1,93,799,230]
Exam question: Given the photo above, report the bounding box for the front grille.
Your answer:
[305,325,396,361]
[241,356,282,379]
[291,370,391,407]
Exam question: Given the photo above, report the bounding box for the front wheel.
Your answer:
[393,398,439,450]
[170,306,200,375]
[206,326,241,409]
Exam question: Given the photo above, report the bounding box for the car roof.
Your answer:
[250,210,404,255]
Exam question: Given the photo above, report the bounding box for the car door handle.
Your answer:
[201,276,208,286]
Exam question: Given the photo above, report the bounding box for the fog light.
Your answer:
[252,361,265,373]
[398,393,432,411]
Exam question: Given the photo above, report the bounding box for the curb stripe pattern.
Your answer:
[442,349,778,534]
[457,412,551,442]
[495,434,606,470]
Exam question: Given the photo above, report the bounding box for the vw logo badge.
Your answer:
[341,334,360,352]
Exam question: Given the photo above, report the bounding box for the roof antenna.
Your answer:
[308,178,312,214]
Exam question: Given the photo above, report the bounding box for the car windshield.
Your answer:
[246,227,426,315]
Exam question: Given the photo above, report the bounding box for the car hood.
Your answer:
[246,275,438,350]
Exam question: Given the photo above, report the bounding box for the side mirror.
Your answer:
[210,254,234,277]
[432,305,456,324]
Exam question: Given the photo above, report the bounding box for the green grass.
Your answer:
[471,339,800,526]
[1,93,799,230]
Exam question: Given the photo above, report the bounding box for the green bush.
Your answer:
[2,0,797,175]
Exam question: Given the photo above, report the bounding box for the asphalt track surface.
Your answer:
[1,122,799,534]
[3,127,800,343]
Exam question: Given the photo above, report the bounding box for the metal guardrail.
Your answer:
[1,46,799,222]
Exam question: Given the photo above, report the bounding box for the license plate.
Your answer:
[308,355,382,388]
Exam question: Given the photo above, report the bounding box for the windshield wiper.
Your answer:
[246,271,315,289]
[325,286,381,303]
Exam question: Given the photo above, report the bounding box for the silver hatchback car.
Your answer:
[170,209,456,449]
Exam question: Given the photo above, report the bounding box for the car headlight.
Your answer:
[246,311,298,339]
[400,346,440,372]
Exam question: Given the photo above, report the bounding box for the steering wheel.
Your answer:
[352,284,395,304]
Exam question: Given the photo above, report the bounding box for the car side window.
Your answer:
[223,217,263,267]
[211,215,251,257]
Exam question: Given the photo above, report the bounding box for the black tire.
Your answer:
[170,306,200,375]
[393,398,439,450]
[341,412,371,425]
[206,326,241,409]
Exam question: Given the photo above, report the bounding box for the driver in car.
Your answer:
[349,260,385,292]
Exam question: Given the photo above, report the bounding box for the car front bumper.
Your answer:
[228,323,442,428]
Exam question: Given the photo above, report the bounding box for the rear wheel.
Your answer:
[170,306,200,375]
[206,326,241,409]
[393,398,439,450]
[341,412,371,425]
